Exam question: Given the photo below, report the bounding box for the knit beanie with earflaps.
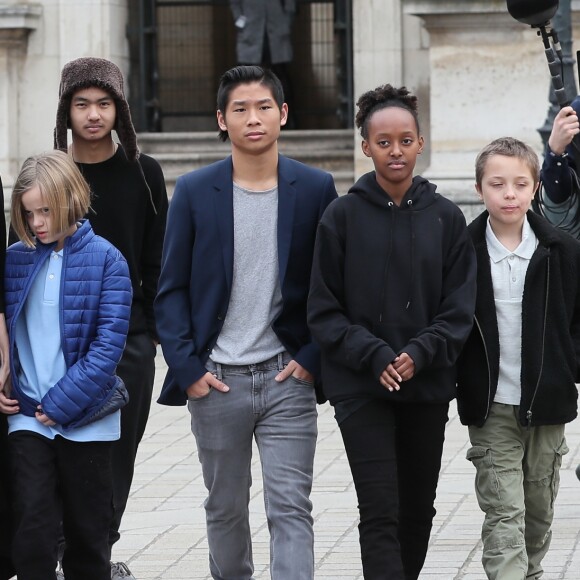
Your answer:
[54,57,139,162]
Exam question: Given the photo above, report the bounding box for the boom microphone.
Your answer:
[506,0,559,27]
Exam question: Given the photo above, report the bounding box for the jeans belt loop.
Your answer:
[277,352,285,372]
[215,362,223,381]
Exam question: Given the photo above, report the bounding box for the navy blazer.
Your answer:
[155,155,338,405]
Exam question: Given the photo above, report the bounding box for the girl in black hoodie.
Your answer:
[308,85,477,579]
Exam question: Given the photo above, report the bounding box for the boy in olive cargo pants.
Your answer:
[456,137,580,580]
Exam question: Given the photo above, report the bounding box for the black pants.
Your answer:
[9,431,113,580]
[109,332,156,548]
[0,415,15,580]
[339,399,449,580]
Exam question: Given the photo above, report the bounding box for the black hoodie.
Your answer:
[307,172,477,405]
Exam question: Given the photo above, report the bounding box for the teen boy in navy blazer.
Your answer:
[155,66,337,579]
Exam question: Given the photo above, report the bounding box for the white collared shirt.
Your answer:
[486,217,538,404]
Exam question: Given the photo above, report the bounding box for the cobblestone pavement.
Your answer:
[111,353,580,579]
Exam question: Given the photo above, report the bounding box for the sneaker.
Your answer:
[56,571,65,580]
[111,561,136,580]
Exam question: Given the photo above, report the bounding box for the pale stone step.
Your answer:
[138,129,355,197]
[138,129,355,154]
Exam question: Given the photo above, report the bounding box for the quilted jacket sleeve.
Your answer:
[40,245,132,425]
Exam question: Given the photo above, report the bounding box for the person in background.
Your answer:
[155,65,337,579]
[0,150,132,580]
[53,57,168,580]
[307,84,477,579]
[230,0,297,128]
[537,98,580,240]
[457,137,580,579]
[538,100,580,482]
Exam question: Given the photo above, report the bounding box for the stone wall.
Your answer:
[2,0,579,221]
[0,0,129,198]
[353,0,580,217]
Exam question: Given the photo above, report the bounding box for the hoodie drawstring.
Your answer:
[406,199,414,309]
[378,201,395,323]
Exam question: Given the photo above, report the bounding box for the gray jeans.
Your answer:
[188,353,317,580]
[467,403,568,580]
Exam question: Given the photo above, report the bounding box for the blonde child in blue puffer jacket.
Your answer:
[0,150,132,580]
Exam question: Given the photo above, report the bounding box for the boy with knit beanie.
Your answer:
[54,57,168,580]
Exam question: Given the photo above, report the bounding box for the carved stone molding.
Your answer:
[404,0,526,38]
[0,4,41,44]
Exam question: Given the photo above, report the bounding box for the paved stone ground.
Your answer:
[111,353,580,579]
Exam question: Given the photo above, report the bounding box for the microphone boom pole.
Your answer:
[507,0,580,236]
[506,0,570,108]
[537,23,570,107]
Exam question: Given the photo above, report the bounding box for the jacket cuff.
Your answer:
[370,345,397,381]
[173,357,208,392]
[404,343,427,374]
[546,147,569,160]
[40,393,72,425]
[293,342,321,379]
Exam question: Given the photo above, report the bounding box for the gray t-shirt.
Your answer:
[211,182,285,365]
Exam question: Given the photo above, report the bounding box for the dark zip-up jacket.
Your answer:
[456,210,580,428]
[308,172,477,405]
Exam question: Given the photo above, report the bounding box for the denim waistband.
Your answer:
[207,352,292,379]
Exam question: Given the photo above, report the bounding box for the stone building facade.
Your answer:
[1,0,578,216]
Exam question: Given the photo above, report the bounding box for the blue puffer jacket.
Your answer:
[5,219,132,427]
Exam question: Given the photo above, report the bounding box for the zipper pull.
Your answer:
[526,409,532,430]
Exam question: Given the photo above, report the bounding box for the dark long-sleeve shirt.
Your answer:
[77,146,168,339]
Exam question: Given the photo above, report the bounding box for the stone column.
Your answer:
[352,0,404,177]
[351,0,431,181]
[405,0,556,218]
[0,4,41,197]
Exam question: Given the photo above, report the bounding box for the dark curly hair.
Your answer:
[355,84,420,139]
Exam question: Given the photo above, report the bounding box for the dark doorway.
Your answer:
[128,0,353,132]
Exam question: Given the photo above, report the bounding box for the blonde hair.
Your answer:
[475,137,540,187]
[11,150,91,247]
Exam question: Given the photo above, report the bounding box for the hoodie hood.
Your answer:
[349,172,439,211]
